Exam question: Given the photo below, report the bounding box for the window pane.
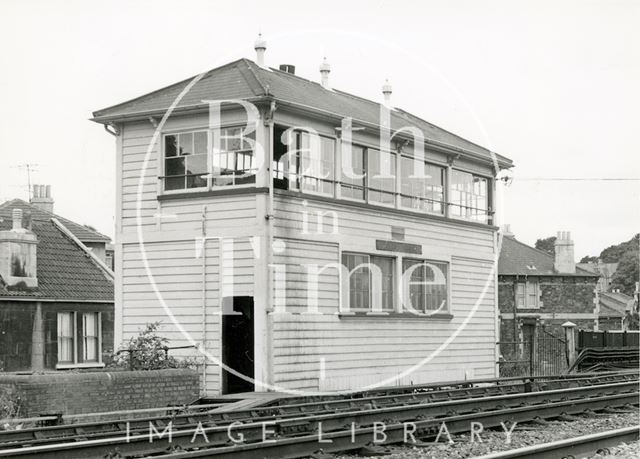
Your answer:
[368,149,396,205]
[165,157,185,176]
[343,253,370,310]
[57,312,74,363]
[82,313,98,362]
[212,128,256,187]
[194,131,207,155]
[450,170,488,222]
[301,133,334,196]
[341,145,365,201]
[372,256,394,310]
[400,157,444,214]
[179,133,193,156]
[186,154,207,175]
[403,260,448,312]
[165,135,177,157]
[165,177,185,191]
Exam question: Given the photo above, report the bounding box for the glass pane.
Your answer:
[372,256,394,310]
[165,135,177,157]
[179,132,193,156]
[400,157,444,214]
[194,131,207,155]
[343,253,370,310]
[368,149,396,205]
[187,174,208,188]
[403,260,448,312]
[450,170,488,222]
[165,177,185,190]
[342,145,366,201]
[165,157,185,176]
[186,154,207,175]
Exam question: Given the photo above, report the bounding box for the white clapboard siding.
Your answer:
[270,196,497,392]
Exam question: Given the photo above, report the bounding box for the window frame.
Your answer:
[341,252,396,313]
[399,154,446,216]
[449,169,491,223]
[56,311,104,369]
[160,125,258,195]
[516,280,541,309]
[402,258,451,314]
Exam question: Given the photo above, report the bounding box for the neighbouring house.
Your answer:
[597,291,635,331]
[92,37,513,394]
[498,228,600,342]
[576,260,619,294]
[0,198,114,372]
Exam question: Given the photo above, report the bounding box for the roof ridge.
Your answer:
[237,59,268,96]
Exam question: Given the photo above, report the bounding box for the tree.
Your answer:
[600,234,639,263]
[610,250,639,296]
[535,236,556,256]
[580,255,598,263]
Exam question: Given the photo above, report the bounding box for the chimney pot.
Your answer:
[319,57,331,89]
[30,184,54,213]
[254,33,267,67]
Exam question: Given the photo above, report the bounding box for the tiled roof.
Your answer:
[498,236,598,277]
[0,199,110,243]
[92,58,512,167]
[599,292,633,317]
[0,200,114,302]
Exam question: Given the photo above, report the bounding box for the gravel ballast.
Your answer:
[333,411,639,458]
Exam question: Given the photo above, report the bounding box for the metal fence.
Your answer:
[498,334,567,377]
[578,330,640,350]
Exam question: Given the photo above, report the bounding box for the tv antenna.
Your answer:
[11,163,40,199]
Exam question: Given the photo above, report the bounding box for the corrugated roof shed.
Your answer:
[0,200,114,302]
[92,58,512,167]
[498,236,598,277]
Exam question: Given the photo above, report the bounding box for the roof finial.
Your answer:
[254,33,267,67]
[319,57,331,89]
[382,79,392,107]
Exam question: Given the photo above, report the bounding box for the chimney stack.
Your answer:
[12,209,23,231]
[30,184,54,213]
[554,231,576,274]
[254,33,267,67]
[382,79,392,107]
[319,57,331,89]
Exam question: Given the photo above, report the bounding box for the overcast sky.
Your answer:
[0,0,638,259]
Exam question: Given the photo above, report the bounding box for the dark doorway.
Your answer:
[221,296,255,394]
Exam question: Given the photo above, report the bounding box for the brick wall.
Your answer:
[0,369,200,417]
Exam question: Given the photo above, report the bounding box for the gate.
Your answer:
[498,331,567,377]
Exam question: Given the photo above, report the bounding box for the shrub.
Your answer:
[111,322,199,371]
[0,387,21,421]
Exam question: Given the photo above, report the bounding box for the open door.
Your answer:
[221,296,255,394]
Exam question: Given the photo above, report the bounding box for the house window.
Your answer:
[56,312,102,367]
[57,312,74,363]
[400,157,445,215]
[403,259,449,312]
[516,281,540,308]
[341,145,366,201]
[342,252,395,311]
[212,127,256,186]
[299,133,335,196]
[164,131,208,191]
[82,313,99,362]
[450,170,489,222]
[367,149,396,206]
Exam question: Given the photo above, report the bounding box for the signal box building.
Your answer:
[92,41,513,395]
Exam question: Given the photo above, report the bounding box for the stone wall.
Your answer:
[0,369,200,417]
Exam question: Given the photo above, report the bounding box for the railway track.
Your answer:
[0,371,634,450]
[475,425,640,459]
[0,374,637,458]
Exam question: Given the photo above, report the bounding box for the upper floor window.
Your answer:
[516,281,540,308]
[164,131,208,191]
[367,149,396,206]
[450,170,489,223]
[341,145,366,201]
[400,157,445,215]
[212,128,256,186]
[298,132,335,196]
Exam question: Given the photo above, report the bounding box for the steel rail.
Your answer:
[0,371,635,448]
[474,425,640,459]
[1,381,637,458]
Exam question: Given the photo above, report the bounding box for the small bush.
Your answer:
[0,387,21,420]
[111,322,199,371]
